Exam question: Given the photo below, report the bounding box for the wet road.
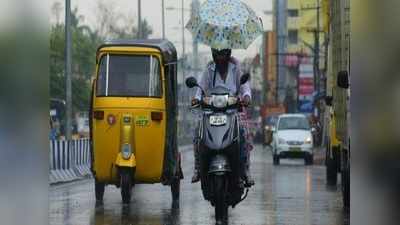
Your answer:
[50,145,349,225]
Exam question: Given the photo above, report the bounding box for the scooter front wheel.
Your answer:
[213,175,228,225]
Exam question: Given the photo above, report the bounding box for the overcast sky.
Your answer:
[51,0,273,60]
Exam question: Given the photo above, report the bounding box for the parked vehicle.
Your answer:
[271,114,315,165]
[185,74,252,225]
[90,39,182,205]
[324,0,350,208]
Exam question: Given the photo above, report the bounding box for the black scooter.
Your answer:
[186,74,251,225]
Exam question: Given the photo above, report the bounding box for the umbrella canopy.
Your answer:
[185,0,263,50]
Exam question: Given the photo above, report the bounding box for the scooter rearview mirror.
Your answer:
[185,77,198,88]
[337,70,349,89]
[240,73,250,85]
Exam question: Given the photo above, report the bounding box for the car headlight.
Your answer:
[305,137,312,144]
[121,143,132,159]
[278,138,286,144]
[212,95,228,108]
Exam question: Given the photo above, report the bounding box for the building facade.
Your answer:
[280,0,326,113]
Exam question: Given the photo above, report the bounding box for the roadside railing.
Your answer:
[49,138,92,184]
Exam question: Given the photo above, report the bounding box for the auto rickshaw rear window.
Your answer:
[96,54,162,97]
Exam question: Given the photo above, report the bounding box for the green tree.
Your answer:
[50,7,100,114]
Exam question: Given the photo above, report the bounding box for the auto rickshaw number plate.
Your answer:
[209,115,227,126]
[135,115,149,127]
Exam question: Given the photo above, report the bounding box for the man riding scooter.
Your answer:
[191,48,254,187]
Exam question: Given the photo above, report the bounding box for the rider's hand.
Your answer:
[191,98,200,107]
[241,95,251,106]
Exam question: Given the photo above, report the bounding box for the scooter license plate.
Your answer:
[209,115,227,126]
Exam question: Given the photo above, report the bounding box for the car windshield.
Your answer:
[278,117,310,130]
[96,54,162,97]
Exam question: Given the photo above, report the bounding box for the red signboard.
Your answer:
[299,78,314,86]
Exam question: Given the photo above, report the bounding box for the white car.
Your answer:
[271,114,314,165]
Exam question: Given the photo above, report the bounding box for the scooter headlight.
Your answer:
[121,143,132,159]
[212,95,228,108]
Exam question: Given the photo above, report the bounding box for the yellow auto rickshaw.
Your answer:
[89,39,182,204]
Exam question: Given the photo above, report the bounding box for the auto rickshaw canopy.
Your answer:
[96,39,177,65]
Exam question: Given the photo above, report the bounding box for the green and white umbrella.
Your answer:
[185,0,263,50]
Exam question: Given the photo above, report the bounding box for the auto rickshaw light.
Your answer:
[107,114,116,125]
[151,111,163,121]
[93,110,104,120]
[121,143,132,159]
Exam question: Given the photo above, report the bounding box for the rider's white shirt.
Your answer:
[194,59,251,100]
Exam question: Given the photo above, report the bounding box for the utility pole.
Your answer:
[138,0,142,39]
[162,0,165,39]
[192,0,200,75]
[180,0,186,109]
[182,0,185,66]
[275,0,287,104]
[315,0,320,94]
[302,0,322,94]
[65,0,72,140]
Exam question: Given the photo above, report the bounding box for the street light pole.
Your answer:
[65,0,72,140]
[182,0,185,66]
[180,0,186,109]
[302,1,321,94]
[162,0,165,39]
[138,0,142,39]
[192,0,200,74]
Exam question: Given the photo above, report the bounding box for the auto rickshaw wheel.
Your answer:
[120,168,133,204]
[95,180,105,202]
[342,149,350,209]
[171,177,180,208]
[305,154,314,165]
[342,166,350,209]
[273,154,280,165]
[326,145,338,185]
